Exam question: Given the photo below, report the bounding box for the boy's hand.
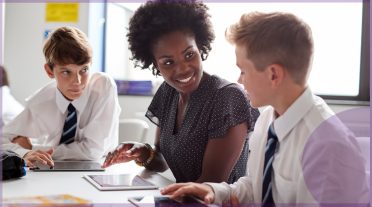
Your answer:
[12,136,32,149]
[23,149,54,168]
[102,142,150,168]
[160,183,215,204]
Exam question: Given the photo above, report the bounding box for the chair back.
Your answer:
[119,118,149,143]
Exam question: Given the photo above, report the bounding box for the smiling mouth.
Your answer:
[177,75,193,84]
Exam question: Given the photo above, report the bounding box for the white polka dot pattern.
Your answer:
[146,75,260,183]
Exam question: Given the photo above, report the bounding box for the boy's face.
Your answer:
[44,63,90,101]
[235,45,272,108]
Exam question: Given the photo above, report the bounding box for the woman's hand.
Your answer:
[102,142,150,168]
[160,182,215,204]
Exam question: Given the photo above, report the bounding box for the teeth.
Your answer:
[178,76,192,83]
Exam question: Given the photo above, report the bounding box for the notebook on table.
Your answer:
[30,161,105,171]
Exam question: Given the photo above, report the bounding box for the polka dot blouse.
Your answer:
[146,74,259,183]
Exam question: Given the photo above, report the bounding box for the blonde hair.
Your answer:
[226,12,313,85]
[43,26,92,68]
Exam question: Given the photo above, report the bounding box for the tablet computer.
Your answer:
[128,196,208,207]
[30,161,105,171]
[83,174,158,191]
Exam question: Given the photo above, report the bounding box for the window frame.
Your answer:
[320,1,369,105]
[103,1,370,104]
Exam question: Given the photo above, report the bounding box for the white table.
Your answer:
[2,161,176,204]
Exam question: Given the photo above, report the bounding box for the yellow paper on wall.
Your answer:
[45,3,79,23]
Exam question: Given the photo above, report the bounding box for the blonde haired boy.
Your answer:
[161,12,369,205]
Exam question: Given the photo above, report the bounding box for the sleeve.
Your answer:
[300,124,370,203]
[208,85,258,138]
[145,82,169,128]
[52,74,121,160]
[2,107,42,158]
[2,142,31,159]
[205,175,254,205]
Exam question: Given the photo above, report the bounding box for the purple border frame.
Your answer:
[0,0,370,206]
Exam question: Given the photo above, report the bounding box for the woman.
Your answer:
[103,0,259,184]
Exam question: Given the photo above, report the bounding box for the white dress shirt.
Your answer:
[1,86,24,126]
[207,88,369,205]
[2,72,121,161]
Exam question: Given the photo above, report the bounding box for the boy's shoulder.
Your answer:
[305,94,334,126]
[25,81,57,106]
[89,71,112,82]
[88,72,117,90]
[254,92,334,133]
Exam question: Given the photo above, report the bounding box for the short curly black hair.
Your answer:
[127,0,215,76]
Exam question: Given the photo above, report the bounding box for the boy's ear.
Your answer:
[268,64,284,87]
[44,64,55,78]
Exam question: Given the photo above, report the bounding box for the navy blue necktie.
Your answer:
[262,124,278,205]
[59,104,77,145]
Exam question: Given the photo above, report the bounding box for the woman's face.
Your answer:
[152,31,203,95]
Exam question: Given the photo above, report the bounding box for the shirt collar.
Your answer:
[273,87,314,141]
[55,86,89,114]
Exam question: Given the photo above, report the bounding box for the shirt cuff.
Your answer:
[2,142,30,158]
[204,182,231,205]
[14,147,31,158]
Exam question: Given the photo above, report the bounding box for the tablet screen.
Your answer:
[88,174,153,187]
[83,174,157,190]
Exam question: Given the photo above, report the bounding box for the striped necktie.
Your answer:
[59,103,77,145]
[262,123,278,206]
